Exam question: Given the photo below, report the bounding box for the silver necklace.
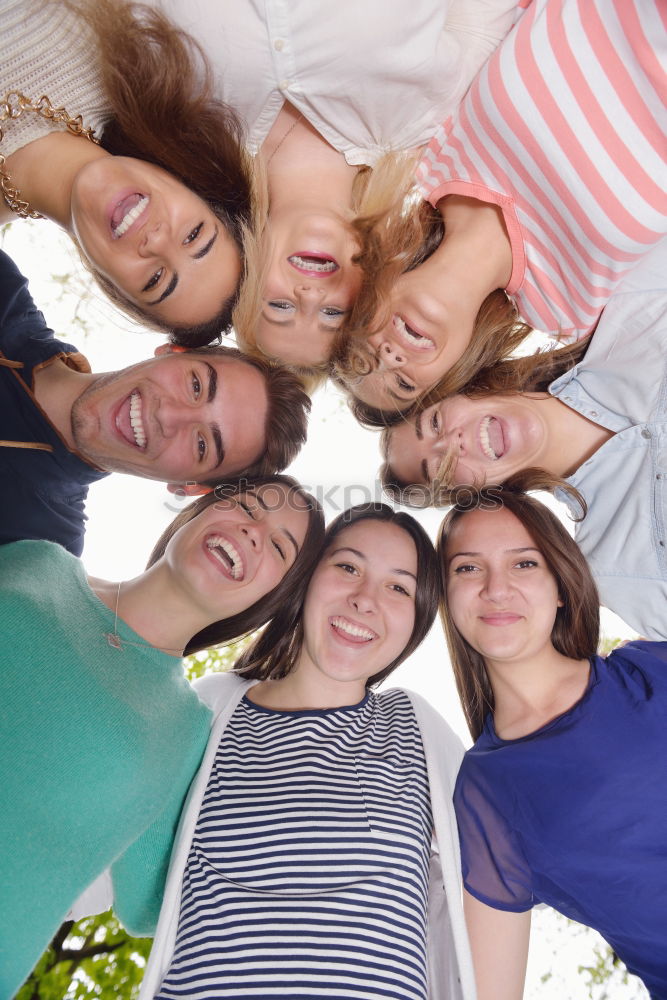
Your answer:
[266,113,303,165]
[103,581,185,655]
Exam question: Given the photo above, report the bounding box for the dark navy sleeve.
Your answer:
[0,249,52,339]
[454,754,534,912]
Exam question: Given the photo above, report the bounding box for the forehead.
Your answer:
[446,507,537,555]
[329,519,417,568]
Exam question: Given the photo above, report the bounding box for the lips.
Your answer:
[110,193,149,239]
[392,315,435,352]
[479,416,506,461]
[288,252,339,277]
[329,616,378,644]
[205,533,246,580]
[480,612,523,626]
[114,391,147,449]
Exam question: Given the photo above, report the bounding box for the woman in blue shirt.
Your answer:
[438,489,667,1000]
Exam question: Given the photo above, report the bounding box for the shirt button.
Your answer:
[660,540,665,547]
[589,410,598,418]
[280,79,290,90]
[641,428,652,439]
[274,38,284,51]
[657,474,662,480]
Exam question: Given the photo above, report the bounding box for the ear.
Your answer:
[154,343,188,357]
[167,482,213,496]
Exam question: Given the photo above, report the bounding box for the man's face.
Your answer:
[71,349,269,485]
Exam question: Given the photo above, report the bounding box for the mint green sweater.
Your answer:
[0,541,212,1000]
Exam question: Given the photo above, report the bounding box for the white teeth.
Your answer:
[393,316,434,349]
[479,416,499,461]
[288,254,337,273]
[129,391,146,448]
[115,196,149,237]
[331,616,375,641]
[206,535,244,580]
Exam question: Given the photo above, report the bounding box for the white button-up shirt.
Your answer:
[552,241,667,638]
[150,0,522,165]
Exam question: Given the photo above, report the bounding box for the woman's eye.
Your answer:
[142,267,163,293]
[197,435,206,461]
[236,499,256,519]
[396,375,416,393]
[390,583,411,596]
[268,300,294,312]
[430,411,441,434]
[516,559,538,569]
[321,307,345,318]
[453,563,477,575]
[336,562,357,574]
[184,223,203,245]
[272,539,286,561]
[191,373,202,399]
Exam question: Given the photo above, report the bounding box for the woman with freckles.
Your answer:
[132,504,475,1000]
[1,0,251,344]
[438,492,667,1000]
[0,477,324,1000]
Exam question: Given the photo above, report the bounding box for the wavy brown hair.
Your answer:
[333,195,533,420]
[68,0,252,344]
[437,489,600,740]
[234,503,441,688]
[146,476,325,655]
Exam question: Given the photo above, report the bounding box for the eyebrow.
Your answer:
[243,489,300,558]
[449,546,541,560]
[193,227,218,260]
[204,363,224,469]
[330,545,417,581]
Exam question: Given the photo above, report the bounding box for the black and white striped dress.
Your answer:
[154,688,433,999]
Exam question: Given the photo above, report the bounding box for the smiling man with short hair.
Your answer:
[0,250,310,556]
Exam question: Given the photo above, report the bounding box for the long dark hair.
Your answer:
[437,489,600,740]
[71,0,252,344]
[147,476,325,656]
[235,503,441,687]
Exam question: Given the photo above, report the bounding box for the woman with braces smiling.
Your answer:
[1,0,252,346]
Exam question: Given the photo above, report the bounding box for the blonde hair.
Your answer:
[333,183,532,415]
[232,151,419,393]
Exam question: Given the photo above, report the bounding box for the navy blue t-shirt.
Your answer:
[0,250,106,556]
[455,641,667,999]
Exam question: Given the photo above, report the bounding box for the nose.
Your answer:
[239,520,264,551]
[348,583,377,616]
[157,398,193,438]
[294,284,325,312]
[138,220,170,258]
[482,566,511,604]
[374,339,406,371]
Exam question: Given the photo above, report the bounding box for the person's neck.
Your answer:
[88,563,228,657]
[2,131,109,229]
[428,195,514,312]
[32,360,97,452]
[488,647,590,740]
[262,104,359,219]
[248,656,367,712]
[524,394,614,478]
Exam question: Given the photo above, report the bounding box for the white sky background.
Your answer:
[2,220,648,999]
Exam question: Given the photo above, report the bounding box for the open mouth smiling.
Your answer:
[392,315,435,352]
[329,616,378,644]
[115,391,147,450]
[288,253,339,276]
[110,193,149,239]
[479,416,506,461]
[205,534,246,580]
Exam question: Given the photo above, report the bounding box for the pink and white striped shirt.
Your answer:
[417,0,667,342]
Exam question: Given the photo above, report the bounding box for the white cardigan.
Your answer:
[138,673,476,1000]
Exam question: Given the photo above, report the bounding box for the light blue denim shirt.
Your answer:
[551,240,667,638]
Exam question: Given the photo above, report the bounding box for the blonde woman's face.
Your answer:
[71,156,241,329]
[351,264,474,413]
[255,210,363,368]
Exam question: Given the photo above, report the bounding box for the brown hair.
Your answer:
[177,345,311,483]
[235,503,441,687]
[69,0,252,343]
[232,153,418,391]
[146,475,325,655]
[437,489,600,740]
[333,196,533,417]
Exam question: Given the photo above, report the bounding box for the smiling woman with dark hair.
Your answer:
[438,492,667,1000]
[1,0,252,344]
[118,504,477,1000]
[0,478,324,999]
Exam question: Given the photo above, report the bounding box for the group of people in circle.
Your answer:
[1,0,665,998]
